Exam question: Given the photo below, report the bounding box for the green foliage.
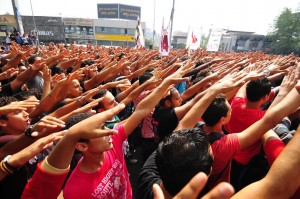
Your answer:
[267,8,300,55]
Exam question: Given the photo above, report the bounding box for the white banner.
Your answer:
[186,27,201,50]
[206,28,223,52]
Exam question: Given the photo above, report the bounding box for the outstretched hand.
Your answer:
[67,103,125,141]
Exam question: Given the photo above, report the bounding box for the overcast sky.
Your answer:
[1,0,299,35]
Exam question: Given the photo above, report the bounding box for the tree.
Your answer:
[267,8,300,55]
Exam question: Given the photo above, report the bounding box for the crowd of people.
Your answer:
[4,28,37,48]
[0,41,299,199]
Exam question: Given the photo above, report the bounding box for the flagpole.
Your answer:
[152,0,156,47]
[169,0,175,47]
[29,0,39,45]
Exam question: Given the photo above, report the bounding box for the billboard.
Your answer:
[22,16,64,41]
[97,4,141,20]
[0,15,16,26]
[63,18,94,40]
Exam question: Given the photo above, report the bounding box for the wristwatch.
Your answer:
[263,69,270,77]
[24,125,34,138]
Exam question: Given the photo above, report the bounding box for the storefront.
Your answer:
[63,18,95,45]
[22,16,64,43]
[0,15,17,43]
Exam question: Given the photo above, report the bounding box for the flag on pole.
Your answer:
[186,26,201,50]
[159,18,170,56]
[135,16,145,48]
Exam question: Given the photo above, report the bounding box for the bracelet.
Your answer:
[76,97,84,106]
[0,159,13,174]
[4,155,18,172]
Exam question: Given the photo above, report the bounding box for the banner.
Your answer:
[186,27,201,50]
[206,28,223,52]
[135,16,145,47]
[159,19,169,56]
[97,4,141,20]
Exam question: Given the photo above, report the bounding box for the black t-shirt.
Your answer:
[0,83,14,97]
[153,106,179,142]
[137,151,162,199]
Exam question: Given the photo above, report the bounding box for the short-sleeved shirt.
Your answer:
[207,133,240,189]
[153,107,178,142]
[137,151,161,199]
[226,97,265,165]
[133,91,155,138]
[63,124,132,199]
[0,83,14,97]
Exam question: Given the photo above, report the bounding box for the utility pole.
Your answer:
[11,0,24,35]
[169,0,175,47]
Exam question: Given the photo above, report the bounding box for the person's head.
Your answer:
[13,88,41,113]
[155,128,213,196]
[27,55,43,65]
[0,96,30,135]
[93,89,118,112]
[246,77,271,103]
[202,95,231,127]
[139,72,153,85]
[159,88,182,108]
[139,72,154,90]
[67,79,83,98]
[50,66,66,79]
[65,113,113,154]
[120,65,131,76]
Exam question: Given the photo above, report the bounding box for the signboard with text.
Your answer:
[206,29,223,52]
[22,16,64,41]
[95,34,135,41]
[97,4,140,20]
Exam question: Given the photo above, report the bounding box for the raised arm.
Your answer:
[123,61,195,136]
[237,85,300,150]
[176,74,245,130]
[21,104,125,199]
[232,125,300,199]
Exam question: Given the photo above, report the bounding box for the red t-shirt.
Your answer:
[207,133,240,189]
[63,124,132,199]
[226,97,266,165]
[264,139,300,199]
[21,163,69,199]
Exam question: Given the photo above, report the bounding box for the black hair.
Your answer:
[50,66,63,76]
[158,88,177,107]
[246,77,271,102]
[139,72,153,85]
[0,96,18,120]
[13,88,42,101]
[80,59,94,68]
[65,113,94,142]
[155,128,213,196]
[202,95,229,126]
[93,89,108,112]
[27,55,40,64]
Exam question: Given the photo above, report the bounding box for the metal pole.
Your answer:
[29,0,39,45]
[11,0,24,35]
[169,0,175,47]
[152,0,156,47]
